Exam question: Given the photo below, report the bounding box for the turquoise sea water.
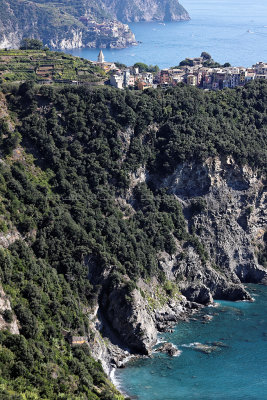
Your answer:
[66,0,267,68]
[115,285,267,400]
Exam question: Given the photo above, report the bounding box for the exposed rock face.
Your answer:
[0,284,19,334]
[0,229,21,248]
[159,244,252,303]
[155,342,180,356]
[102,285,158,354]
[160,156,267,292]
[86,276,195,374]
[86,305,132,376]
[92,156,266,367]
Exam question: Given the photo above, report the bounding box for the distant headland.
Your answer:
[0,0,190,50]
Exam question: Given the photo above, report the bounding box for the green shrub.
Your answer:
[2,309,13,323]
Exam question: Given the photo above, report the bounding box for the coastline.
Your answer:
[65,0,267,69]
[114,284,266,400]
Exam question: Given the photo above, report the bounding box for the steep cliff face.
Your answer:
[94,156,266,363]
[161,156,267,287]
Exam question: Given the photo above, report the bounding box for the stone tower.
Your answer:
[98,50,105,63]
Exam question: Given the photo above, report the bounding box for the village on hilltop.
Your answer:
[94,50,267,91]
[0,47,266,90]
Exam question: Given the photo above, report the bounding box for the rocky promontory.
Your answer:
[87,155,266,372]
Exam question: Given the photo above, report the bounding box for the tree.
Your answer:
[179,58,192,67]
[201,51,212,60]
[115,62,127,69]
[19,38,44,50]
[133,62,159,73]
[2,310,13,323]
[133,62,149,72]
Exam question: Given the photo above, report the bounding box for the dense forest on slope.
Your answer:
[0,80,266,398]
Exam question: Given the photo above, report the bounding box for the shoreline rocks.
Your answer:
[155,342,181,357]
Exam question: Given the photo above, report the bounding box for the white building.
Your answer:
[123,69,131,86]
[110,73,124,89]
[253,62,267,76]
[142,72,154,84]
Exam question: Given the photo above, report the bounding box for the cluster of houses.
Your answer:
[78,18,121,39]
[93,52,267,91]
[78,19,135,49]
[159,59,267,90]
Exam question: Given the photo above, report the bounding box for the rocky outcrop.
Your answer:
[84,276,199,378]
[185,342,219,354]
[0,229,21,248]
[0,284,19,334]
[159,244,253,303]
[86,305,132,376]
[102,285,158,354]
[88,267,200,367]
[159,156,267,292]
[155,342,181,356]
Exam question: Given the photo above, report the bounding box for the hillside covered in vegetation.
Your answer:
[0,79,266,399]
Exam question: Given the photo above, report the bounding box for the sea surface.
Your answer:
[115,284,267,400]
[66,0,267,68]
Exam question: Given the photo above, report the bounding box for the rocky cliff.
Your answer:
[0,0,189,50]
[0,81,265,397]
[87,155,266,368]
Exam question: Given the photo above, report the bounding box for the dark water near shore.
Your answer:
[115,285,267,400]
[66,0,267,68]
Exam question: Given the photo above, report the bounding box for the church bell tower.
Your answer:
[98,50,105,63]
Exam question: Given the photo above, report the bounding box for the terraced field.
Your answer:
[0,49,106,84]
